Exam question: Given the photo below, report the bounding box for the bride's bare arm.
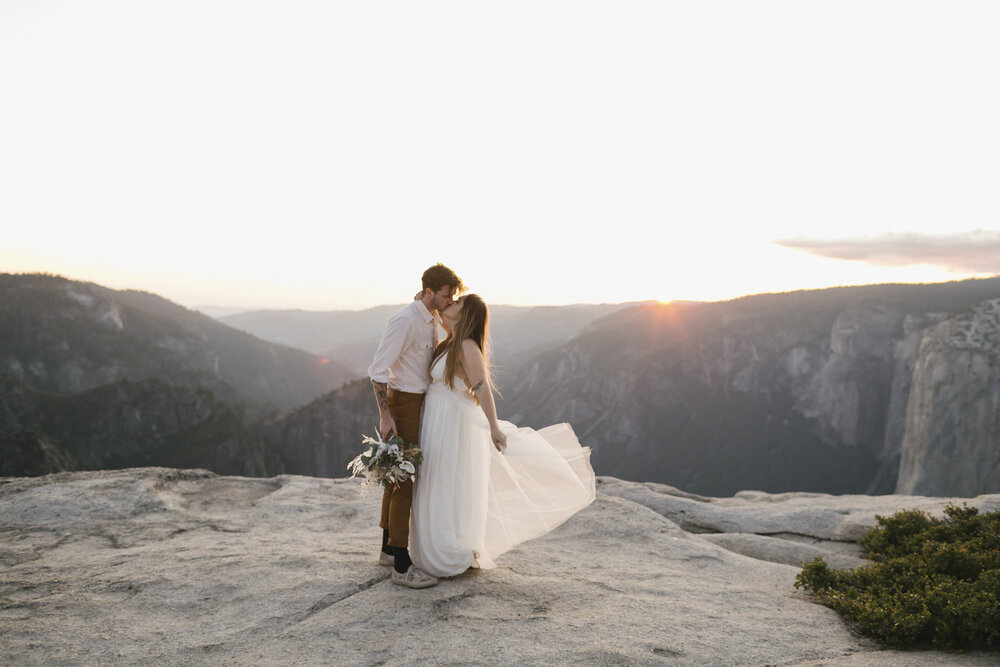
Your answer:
[461,339,507,451]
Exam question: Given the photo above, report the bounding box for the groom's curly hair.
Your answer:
[422,263,465,294]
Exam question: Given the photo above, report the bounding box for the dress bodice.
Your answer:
[430,353,446,383]
[430,352,472,399]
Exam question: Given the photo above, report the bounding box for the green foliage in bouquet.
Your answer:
[794,504,1000,649]
[346,433,423,493]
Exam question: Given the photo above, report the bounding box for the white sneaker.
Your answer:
[378,551,394,567]
[391,566,438,589]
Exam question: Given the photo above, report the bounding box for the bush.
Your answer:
[794,504,1000,649]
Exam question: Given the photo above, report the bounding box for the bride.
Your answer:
[409,294,596,578]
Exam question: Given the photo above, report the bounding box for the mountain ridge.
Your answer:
[0,273,354,409]
[503,277,1000,496]
[4,273,1000,498]
[217,301,639,381]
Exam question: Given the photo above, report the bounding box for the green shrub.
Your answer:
[794,504,1000,649]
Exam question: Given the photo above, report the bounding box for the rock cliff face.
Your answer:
[502,279,1000,497]
[896,300,1000,495]
[2,468,998,665]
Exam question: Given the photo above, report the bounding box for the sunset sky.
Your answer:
[2,1,998,311]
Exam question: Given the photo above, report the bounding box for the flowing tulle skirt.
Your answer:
[410,379,596,578]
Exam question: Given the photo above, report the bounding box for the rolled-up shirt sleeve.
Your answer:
[368,311,411,384]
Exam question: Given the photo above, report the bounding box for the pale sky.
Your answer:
[1,1,998,310]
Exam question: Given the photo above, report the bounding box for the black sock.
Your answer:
[393,546,412,574]
[381,529,392,555]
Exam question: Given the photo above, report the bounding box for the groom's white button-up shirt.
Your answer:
[368,300,438,394]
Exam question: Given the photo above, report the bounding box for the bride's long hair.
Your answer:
[432,294,494,404]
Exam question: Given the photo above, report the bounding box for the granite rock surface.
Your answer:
[2,468,998,666]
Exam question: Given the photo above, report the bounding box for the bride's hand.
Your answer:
[490,424,507,452]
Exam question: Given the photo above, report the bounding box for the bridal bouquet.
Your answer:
[346,432,423,493]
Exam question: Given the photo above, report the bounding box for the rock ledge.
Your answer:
[2,468,998,666]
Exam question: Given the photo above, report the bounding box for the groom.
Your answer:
[368,263,464,588]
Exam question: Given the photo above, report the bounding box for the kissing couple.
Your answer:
[368,263,596,588]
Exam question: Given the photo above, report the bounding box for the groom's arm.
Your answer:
[368,312,410,439]
[370,380,396,440]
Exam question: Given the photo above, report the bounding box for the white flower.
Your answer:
[400,461,415,474]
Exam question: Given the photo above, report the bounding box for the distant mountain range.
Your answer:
[0,274,351,476]
[0,274,629,479]
[216,302,637,385]
[3,273,999,498]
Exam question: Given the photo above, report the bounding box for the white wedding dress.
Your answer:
[410,353,596,578]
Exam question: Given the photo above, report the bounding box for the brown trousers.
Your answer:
[379,388,424,548]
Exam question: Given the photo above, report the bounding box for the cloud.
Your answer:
[775,230,1000,274]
